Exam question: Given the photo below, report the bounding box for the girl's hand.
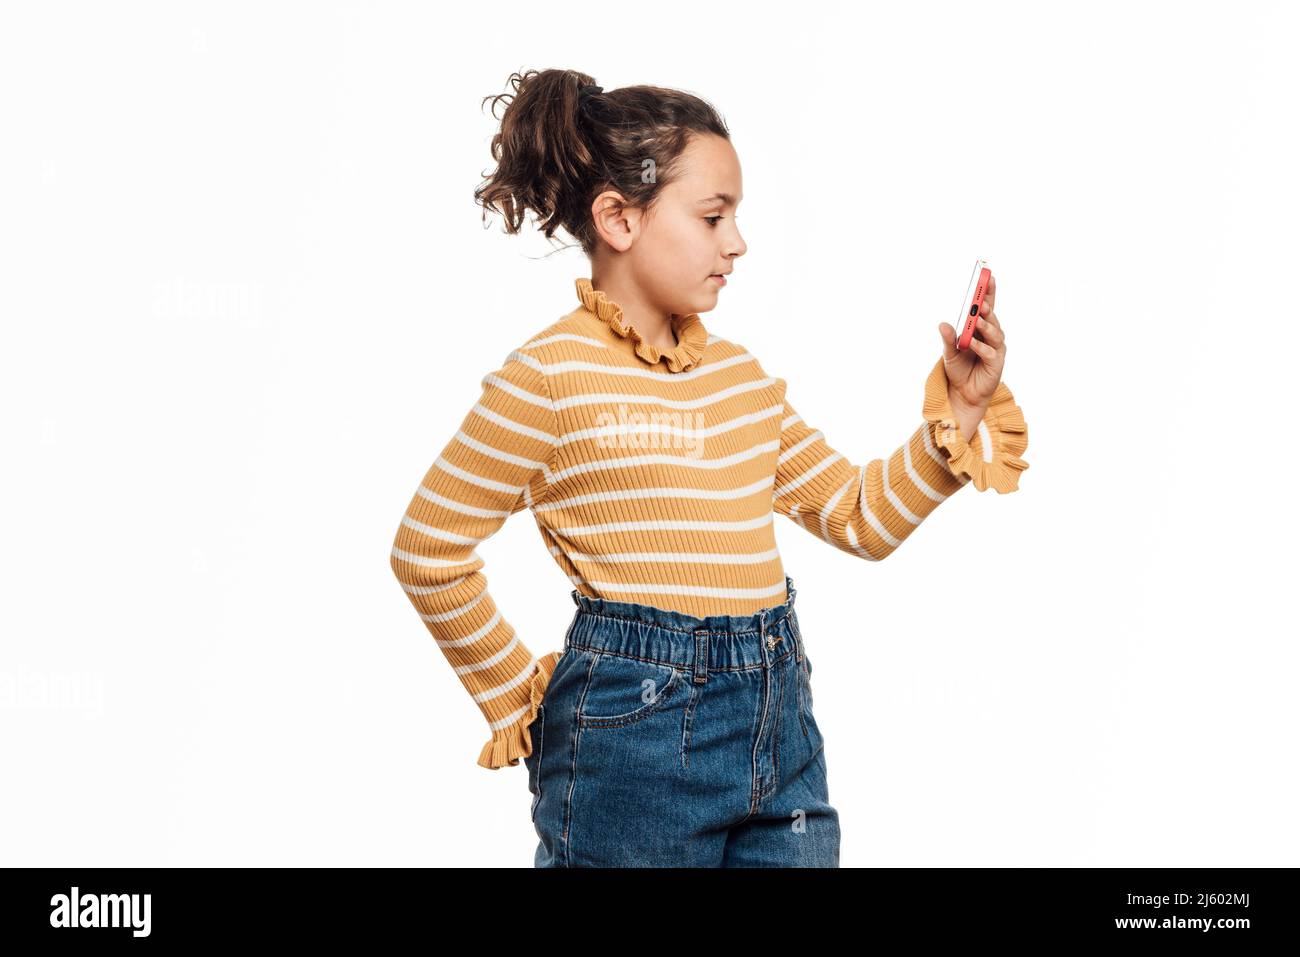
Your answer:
[937,273,1006,413]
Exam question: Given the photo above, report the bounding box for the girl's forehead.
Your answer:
[676,137,742,180]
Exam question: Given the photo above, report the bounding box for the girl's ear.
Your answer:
[590,190,637,253]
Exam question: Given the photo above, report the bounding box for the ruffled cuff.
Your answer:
[922,357,1030,493]
[476,650,563,770]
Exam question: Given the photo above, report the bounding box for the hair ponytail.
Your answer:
[474,69,730,256]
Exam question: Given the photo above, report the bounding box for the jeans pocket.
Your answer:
[576,653,683,729]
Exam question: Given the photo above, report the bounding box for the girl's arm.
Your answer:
[770,359,1029,560]
[390,354,561,769]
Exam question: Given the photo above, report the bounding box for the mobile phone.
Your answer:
[956,258,991,351]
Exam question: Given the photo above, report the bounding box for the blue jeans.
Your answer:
[524,575,839,867]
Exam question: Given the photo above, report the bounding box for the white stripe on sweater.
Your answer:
[421,589,488,622]
[553,439,779,482]
[397,573,469,595]
[476,657,539,706]
[859,468,901,549]
[554,514,774,537]
[416,485,511,518]
[564,546,782,565]
[581,579,790,601]
[470,403,557,444]
[552,376,776,411]
[454,632,520,674]
[820,474,856,542]
[882,451,921,525]
[562,403,784,445]
[434,455,533,494]
[436,609,503,650]
[453,430,550,472]
[401,513,482,546]
[523,333,609,350]
[531,476,774,513]
[391,545,483,569]
[843,519,879,561]
[904,425,951,503]
[481,374,551,409]
[773,450,844,499]
[509,349,755,382]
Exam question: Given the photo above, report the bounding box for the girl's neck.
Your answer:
[588,274,679,353]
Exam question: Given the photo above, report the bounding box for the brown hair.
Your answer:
[474,69,731,257]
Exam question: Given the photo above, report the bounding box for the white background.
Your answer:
[3,0,1297,867]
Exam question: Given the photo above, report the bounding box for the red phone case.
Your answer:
[957,263,991,351]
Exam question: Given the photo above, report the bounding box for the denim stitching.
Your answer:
[566,643,686,670]
[566,640,795,673]
[771,657,786,791]
[575,609,791,637]
[529,704,545,821]
[561,652,600,867]
[577,664,682,729]
[747,623,774,817]
[680,681,698,769]
[797,655,811,739]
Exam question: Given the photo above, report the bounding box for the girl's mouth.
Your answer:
[709,274,727,286]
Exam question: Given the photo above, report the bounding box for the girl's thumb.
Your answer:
[938,322,958,361]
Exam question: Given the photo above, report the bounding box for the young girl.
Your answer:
[390,70,1029,867]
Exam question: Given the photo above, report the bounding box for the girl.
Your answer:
[390,70,1029,867]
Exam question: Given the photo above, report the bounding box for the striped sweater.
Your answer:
[391,277,1030,769]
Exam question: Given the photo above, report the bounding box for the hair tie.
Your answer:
[580,83,603,97]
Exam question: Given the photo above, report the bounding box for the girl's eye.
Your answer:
[705,215,723,227]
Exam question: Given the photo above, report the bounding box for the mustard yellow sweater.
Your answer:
[391,277,1030,769]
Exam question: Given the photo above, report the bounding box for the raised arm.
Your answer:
[771,358,1028,559]
[389,352,562,769]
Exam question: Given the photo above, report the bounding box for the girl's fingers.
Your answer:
[968,336,997,361]
[976,316,1004,348]
[986,274,995,311]
[977,308,1003,343]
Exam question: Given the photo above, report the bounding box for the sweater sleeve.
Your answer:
[770,357,1029,559]
[389,351,564,770]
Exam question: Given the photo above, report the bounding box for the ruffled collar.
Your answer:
[574,277,708,373]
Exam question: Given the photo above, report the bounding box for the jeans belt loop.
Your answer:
[693,629,710,684]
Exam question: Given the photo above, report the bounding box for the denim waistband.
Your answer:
[565,575,802,673]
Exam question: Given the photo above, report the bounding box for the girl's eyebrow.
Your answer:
[695,192,741,206]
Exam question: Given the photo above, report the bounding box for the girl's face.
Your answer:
[592,133,747,319]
